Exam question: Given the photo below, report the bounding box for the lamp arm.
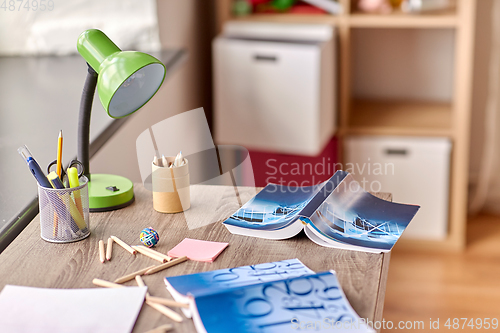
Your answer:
[77,65,98,179]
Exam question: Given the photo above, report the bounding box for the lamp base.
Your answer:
[88,174,135,212]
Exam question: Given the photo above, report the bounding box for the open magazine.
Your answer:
[165,259,374,333]
[223,171,420,253]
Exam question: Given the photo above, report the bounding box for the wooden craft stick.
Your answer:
[93,278,124,289]
[114,265,157,284]
[106,237,113,261]
[135,245,172,261]
[146,295,190,309]
[99,240,105,263]
[144,256,188,275]
[132,246,167,263]
[144,324,173,333]
[110,236,137,255]
[146,300,183,323]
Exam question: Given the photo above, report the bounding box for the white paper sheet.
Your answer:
[0,285,148,333]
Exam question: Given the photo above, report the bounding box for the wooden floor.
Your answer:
[382,214,500,332]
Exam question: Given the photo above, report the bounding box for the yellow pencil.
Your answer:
[53,130,63,237]
[56,130,63,178]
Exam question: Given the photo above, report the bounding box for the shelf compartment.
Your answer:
[346,99,453,137]
[230,10,457,28]
[233,13,339,25]
[348,9,458,28]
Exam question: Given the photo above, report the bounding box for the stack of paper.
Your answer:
[0,285,147,333]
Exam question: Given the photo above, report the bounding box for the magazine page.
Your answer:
[297,170,349,219]
[305,173,420,251]
[165,258,314,298]
[222,181,324,231]
[191,271,374,333]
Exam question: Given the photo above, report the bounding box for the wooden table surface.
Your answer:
[0,184,391,333]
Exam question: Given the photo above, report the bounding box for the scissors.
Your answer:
[47,159,85,183]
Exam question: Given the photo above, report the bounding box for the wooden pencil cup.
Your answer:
[152,157,190,213]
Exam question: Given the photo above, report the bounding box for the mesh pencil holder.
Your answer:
[38,176,90,243]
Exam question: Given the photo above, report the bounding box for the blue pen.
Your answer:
[18,145,52,188]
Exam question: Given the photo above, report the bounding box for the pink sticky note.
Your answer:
[168,238,229,263]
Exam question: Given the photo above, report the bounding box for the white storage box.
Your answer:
[213,22,336,156]
[344,136,451,240]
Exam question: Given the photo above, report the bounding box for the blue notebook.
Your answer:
[165,258,315,318]
[185,270,374,333]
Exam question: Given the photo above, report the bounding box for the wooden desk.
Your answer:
[0,185,391,333]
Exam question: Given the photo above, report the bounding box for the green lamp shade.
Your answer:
[77,29,166,118]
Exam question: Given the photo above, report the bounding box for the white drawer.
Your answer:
[213,29,335,156]
[345,136,451,240]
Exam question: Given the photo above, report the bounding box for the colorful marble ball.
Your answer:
[139,227,159,248]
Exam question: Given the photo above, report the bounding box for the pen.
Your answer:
[18,145,52,188]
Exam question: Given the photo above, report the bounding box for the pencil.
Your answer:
[92,278,124,288]
[144,324,173,333]
[135,275,148,293]
[146,295,190,309]
[146,300,183,323]
[132,246,167,263]
[135,275,183,322]
[144,256,188,275]
[99,240,105,263]
[106,237,113,261]
[53,130,63,237]
[114,265,157,284]
[135,245,172,261]
[56,130,63,178]
[153,155,160,167]
[110,236,137,255]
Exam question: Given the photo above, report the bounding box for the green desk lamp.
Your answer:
[77,29,166,212]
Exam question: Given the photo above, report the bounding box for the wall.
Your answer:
[468,0,492,188]
[90,0,215,182]
[91,0,489,204]
[350,2,491,206]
